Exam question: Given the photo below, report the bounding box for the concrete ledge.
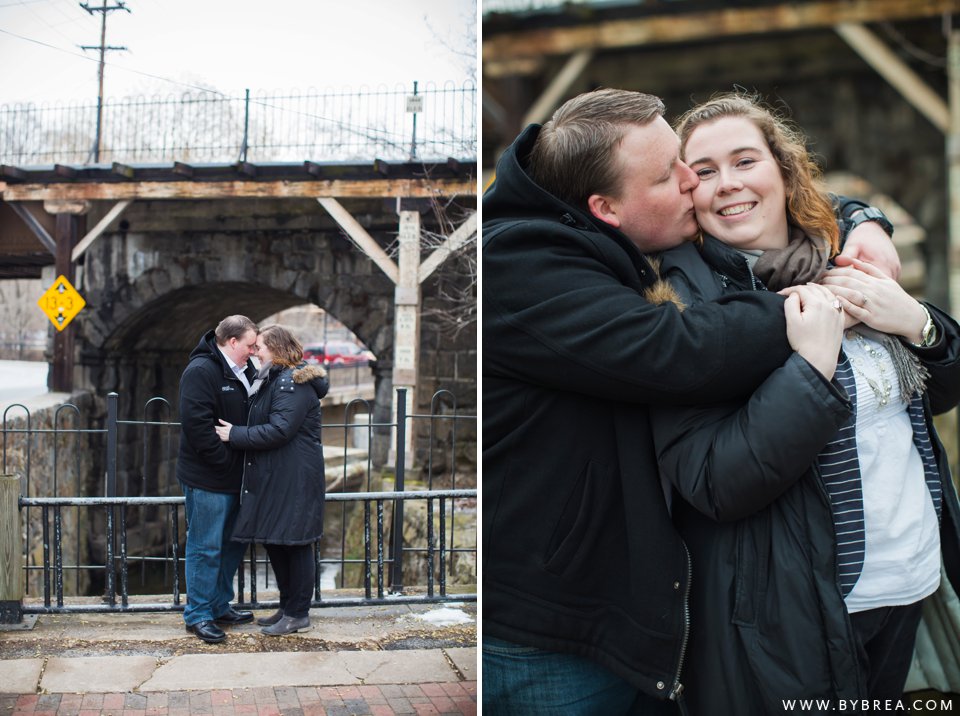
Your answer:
[41,655,158,693]
[0,658,43,693]
[139,649,460,691]
[1,648,477,696]
[0,601,476,695]
[445,647,477,680]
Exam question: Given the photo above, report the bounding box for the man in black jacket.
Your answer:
[177,315,260,643]
[483,88,899,713]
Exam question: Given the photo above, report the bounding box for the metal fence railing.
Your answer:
[0,387,477,619]
[19,489,475,615]
[0,80,477,166]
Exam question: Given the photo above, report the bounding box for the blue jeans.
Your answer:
[482,636,674,715]
[181,483,247,625]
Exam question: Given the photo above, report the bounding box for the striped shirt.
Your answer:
[818,339,941,611]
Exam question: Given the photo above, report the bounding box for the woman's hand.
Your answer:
[215,419,232,443]
[778,283,845,380]
[820,257,928,342]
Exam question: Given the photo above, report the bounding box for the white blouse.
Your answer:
[841,331,940,613]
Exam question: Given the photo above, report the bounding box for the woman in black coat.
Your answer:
[215,324,329,636]
[650,93,960,713]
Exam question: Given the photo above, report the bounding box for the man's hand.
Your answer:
[839,221,901,280]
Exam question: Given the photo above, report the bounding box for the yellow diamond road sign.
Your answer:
[38,275,85,331]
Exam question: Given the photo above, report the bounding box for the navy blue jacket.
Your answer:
[176,330,256,494]
[651,237,960,714]
[230,363,328,545]
[483,124,800,699]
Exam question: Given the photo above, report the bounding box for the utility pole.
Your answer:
[80,0,130,164]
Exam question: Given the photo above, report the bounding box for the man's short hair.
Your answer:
[215,315,258,346]
[528,88,665,210]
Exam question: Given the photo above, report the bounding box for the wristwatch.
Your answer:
[845,206,894,238]
[909,303,938,348]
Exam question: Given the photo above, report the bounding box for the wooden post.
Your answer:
[51,212,84,392]
[0,474,23,623]
[391,211,420,470]
[948,30,960,316]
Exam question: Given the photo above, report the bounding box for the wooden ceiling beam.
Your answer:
[835,22,949,132]
[0,177,475,201]
[522,49,594,126]
[482,0,960,65]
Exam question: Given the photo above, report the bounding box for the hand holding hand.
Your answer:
[215,419,233,443]
[778,283,844,380]
[839,221,901,281]
[820,258,927,342]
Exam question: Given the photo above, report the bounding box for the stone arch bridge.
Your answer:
[0,159,477,469]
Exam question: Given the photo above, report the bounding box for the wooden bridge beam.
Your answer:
[0,178,474,202]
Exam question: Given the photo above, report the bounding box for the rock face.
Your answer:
[2,392,99,597]
[66,197,475,472]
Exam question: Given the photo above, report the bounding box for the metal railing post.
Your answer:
[106,392,118,498]
[240,88,250,162]
[0,473,23,623]
[105,392,118,604]
[409,80,419,160]
[389,388,407,592]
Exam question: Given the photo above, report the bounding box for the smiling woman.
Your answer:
[645,91,960,715]
[683,116,790,252]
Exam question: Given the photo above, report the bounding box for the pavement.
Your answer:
[0,596,477,715]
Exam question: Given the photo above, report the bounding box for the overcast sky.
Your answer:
[0,0,476,104]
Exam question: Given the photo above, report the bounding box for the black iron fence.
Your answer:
[0,387,477,619]
[0,81,477,166]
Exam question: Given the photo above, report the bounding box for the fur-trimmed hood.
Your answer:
[292,363,327,383]
[255,362,329,401]
[289,362,329,401]
[642,255,686,311]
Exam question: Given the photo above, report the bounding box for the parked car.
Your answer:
[302,340,374,367]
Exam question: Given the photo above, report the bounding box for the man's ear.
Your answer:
[587,193,621,229]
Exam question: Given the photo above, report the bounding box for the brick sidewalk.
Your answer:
[0,682,478,716]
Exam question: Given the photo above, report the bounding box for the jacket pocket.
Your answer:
[732,510,771,626]
[543,459,614,580]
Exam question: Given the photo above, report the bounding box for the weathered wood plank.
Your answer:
[0,474,23,603]
[483,0,960,62]
[0,178,475,201]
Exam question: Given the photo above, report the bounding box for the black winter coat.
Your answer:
[482,124,812,699]
[651,237,960,715]
[230,363,329,545]
[176,330,256,493]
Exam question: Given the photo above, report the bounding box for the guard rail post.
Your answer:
[0,473,23,623]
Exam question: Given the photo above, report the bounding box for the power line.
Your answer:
[0,26,230,95]
[0,0,50,9]
[0,26,450,145]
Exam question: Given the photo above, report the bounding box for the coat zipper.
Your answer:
[668,541,691,711]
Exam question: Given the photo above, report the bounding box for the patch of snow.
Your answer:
[414,606,474,627]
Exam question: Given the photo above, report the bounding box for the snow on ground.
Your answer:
[413,605,474,627]
[0,360,54,413]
